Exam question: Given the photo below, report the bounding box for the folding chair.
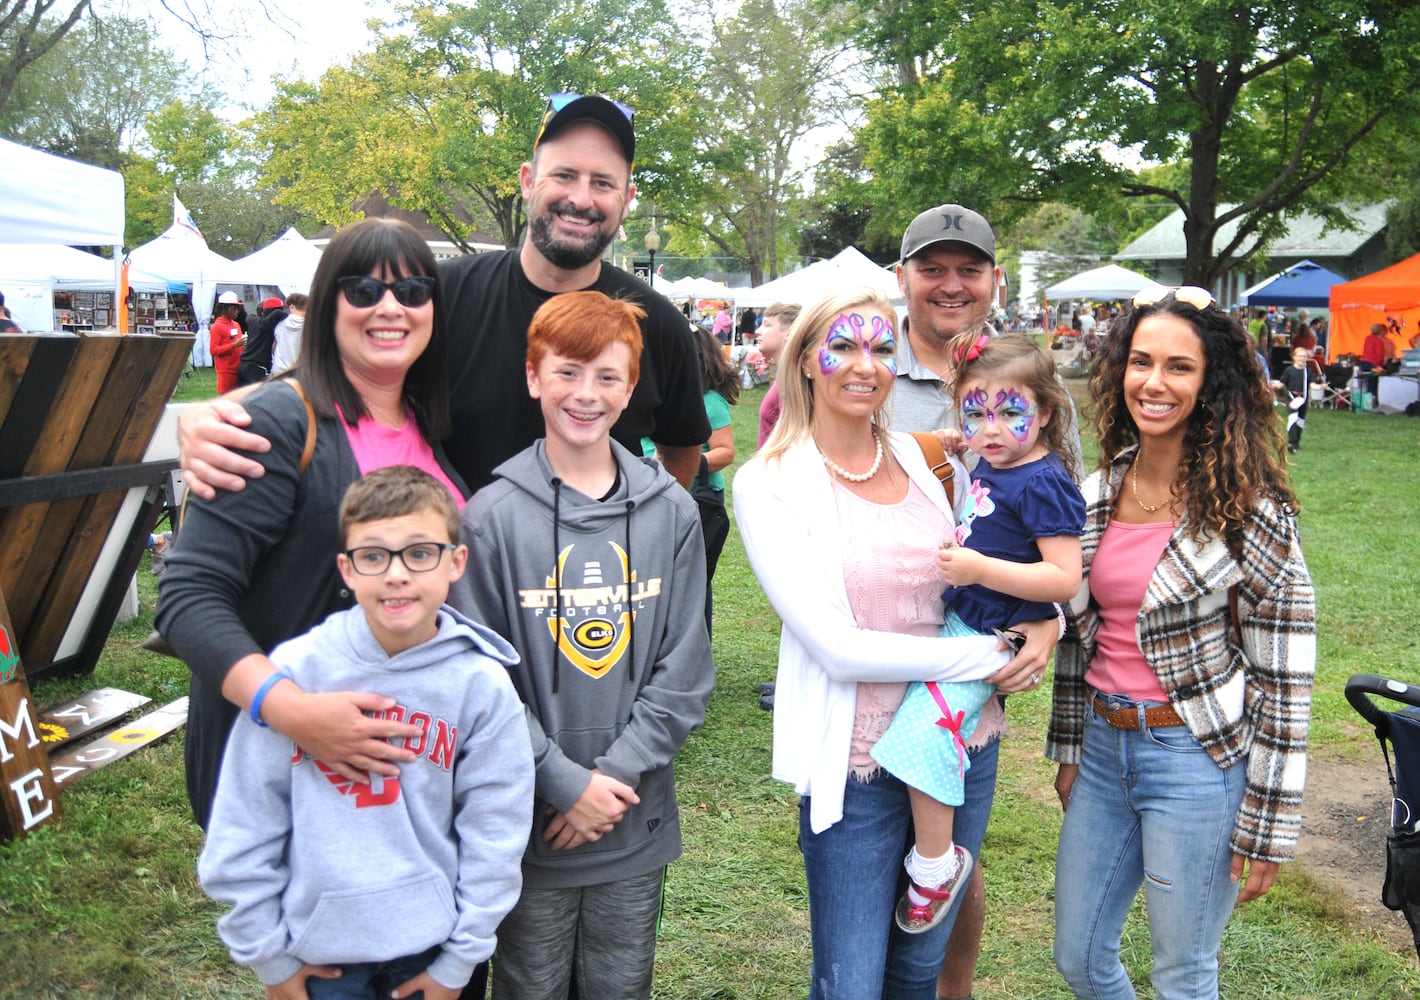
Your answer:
[1320,364,1354,410]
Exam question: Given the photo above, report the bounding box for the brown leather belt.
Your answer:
[1092,697,1184,730]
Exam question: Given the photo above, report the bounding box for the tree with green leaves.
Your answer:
[845,0,1420,285]
[675,0,857,284]
[252,0,701,251]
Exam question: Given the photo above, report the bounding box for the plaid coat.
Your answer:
[1046,448,1316,862]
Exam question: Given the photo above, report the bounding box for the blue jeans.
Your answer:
[305,945,442,999]
[1054,694,1246,1000]
[799,737,999,1000]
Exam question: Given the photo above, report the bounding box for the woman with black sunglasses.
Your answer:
[157,217,467,832]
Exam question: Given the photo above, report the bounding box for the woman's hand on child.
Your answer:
[266,689,420,784]
[987,618,1057,693]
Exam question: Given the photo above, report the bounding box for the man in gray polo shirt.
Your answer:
[892,204,1078,1000]
[893,203,1083,473]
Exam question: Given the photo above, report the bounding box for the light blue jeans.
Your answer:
[1054,693,1246,1000]
[799,736,1000,1000]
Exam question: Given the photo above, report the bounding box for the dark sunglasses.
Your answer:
[337,275,436,309]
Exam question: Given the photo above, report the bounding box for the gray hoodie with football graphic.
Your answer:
[453,438,714,890]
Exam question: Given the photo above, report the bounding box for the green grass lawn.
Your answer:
[2,378,1419,998]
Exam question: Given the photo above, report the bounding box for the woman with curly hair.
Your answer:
[1048,286,1315,1000]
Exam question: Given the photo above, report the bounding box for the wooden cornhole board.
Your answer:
[0,331,192,839]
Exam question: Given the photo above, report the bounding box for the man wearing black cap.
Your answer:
[238,296,286,386]
[435,92,708,493]
[175,94,707,500]
[893,204,1068,1000]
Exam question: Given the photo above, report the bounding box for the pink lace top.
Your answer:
[832,477,954,779]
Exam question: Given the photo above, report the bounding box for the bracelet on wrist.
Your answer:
[250,671,292,728]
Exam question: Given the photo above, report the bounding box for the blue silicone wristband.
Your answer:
[249,671,291,728]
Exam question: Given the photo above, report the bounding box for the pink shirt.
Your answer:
[338,405,465,507]
[1084,518,1173,702]
[758,380,782,448]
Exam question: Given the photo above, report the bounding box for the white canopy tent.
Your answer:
[734,247,903,309]
[128,224,241,363]
[230,227,324,294]
[0,244,176,292]
[1044,264,1155,301]
[0,137,127,330]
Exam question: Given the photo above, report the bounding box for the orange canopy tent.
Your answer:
[1328,253,1420,360]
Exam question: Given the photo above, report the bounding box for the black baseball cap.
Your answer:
[533,93,636,170]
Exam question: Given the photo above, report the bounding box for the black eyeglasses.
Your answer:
[337,275,436,309]
[344,542,455,575]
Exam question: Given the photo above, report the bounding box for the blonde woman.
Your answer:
[733,287,1053,999]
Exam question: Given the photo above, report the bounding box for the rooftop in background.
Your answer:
[1115,203,1391,262]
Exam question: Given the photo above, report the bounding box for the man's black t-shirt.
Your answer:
[438,249,710,492]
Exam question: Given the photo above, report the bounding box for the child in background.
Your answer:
[198,466,533,1000]
[871,334,1085,933]
[454,291,713,1000]
[1272,345,1318,453]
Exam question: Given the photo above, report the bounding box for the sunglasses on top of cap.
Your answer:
[337,275,436,309]
[1131,285,1215,311]
[535,92,634,141]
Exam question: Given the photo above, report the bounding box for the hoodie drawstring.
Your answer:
[551,477,563,693]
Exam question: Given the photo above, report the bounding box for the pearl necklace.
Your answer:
[820,437,884,483]
[1131,464,1162,513]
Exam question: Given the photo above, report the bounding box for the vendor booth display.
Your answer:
[1329,253,1420,361]
[1044,264,1156,301]
[1239,260,1346,308]
[0,138,193,840]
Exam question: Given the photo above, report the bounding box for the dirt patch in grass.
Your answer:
[1298,748,1416,954]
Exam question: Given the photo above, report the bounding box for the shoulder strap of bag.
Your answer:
[908,431,956,502]
[285,377,318,476]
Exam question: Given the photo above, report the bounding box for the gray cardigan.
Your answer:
[155,379,465,828]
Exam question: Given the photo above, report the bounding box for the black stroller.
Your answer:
[1345,674,1420,959]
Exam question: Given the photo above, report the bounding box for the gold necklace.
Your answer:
[1131,464,1162,513]
[363,398,406,429]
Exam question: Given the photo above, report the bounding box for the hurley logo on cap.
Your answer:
[900,203,996,264]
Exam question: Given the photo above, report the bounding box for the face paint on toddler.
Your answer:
[816,311,898,378]
[958,383,1046,468]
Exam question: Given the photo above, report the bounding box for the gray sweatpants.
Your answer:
[491,867,665,1000]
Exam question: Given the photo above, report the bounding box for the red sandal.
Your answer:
[894,844,974,934]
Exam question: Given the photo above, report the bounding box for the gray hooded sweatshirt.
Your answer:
[197,606,534,990]
[453,439,714,889]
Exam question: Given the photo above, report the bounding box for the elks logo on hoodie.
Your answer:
[520,541,662,679]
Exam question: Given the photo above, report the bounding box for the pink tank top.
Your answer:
[1084,518,1173,702]
[337,404,465,507]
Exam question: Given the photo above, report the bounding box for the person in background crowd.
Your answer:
[756,301,802,448]
[239,295,286,386]
[210,291,247,394]
[271,293,309,375]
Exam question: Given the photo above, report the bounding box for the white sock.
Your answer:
[905,844,959,904]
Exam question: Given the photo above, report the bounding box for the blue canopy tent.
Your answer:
[1239,259,1347,307]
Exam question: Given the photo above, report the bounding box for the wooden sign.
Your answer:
[0,590,59,838]
[49,698,187,787]
[37,687,151,751]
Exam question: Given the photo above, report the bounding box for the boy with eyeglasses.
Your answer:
[453,291,714,1000]
[198,465,534,1000]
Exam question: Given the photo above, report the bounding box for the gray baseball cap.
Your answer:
[900,204,996,264]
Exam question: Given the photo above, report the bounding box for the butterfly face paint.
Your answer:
[958,381,1047,468]
[816,311,898,378]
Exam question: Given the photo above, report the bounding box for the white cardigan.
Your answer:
[733,432,1008,833]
